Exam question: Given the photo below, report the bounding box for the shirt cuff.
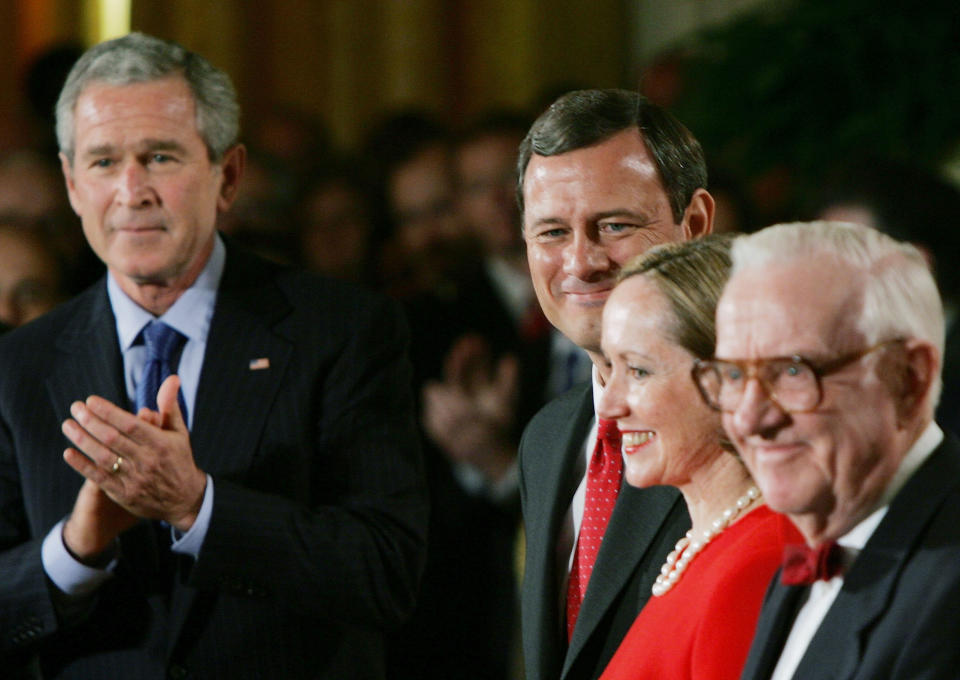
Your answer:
[170,474,214,559]
[41,519,116,597]
[453,460,519,504]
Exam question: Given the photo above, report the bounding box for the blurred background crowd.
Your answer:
[0,0,958,320]
[0,0,957,326]
[0,0,957,678]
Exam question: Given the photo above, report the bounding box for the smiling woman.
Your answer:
[596,234,802,680]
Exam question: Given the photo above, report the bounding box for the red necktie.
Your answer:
[520,300,550,342]
[780,541,844,585]
[566,418,623,641]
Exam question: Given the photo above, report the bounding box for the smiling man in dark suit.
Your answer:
[0,32,426,679]
[516,89,714,680]
[704,220,960,679]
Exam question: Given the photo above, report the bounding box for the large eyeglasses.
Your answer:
[691,339,905,414]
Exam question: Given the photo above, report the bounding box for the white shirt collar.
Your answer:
[839,420,943,551]
[591,363,605,414]
[107,234,226,346]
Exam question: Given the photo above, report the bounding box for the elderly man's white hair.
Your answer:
[729,220,945,406]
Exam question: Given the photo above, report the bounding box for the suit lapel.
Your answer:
[49,282,127,418]
[523,385,594,680]
[47,284,170,580]
[792,550,901,680]
[563,481,683,674]
[188,247,292,477]
[793,437,960,679]
[739,578,809,680]
[166,247,293,655]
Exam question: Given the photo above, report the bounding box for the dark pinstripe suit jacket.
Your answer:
[0,244,428,679]
[518,383,690,680]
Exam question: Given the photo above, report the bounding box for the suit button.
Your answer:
[168,663,189,679]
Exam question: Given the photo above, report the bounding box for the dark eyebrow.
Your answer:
[593,209,657,224]
[139,139,189,154]
[530,210,650,226]
[81,144,117,158]
[530,217,567,228]
[80,139,189,158]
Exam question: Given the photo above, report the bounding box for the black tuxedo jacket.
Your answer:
[0,245,428,679]
[518,382,690,680]
[741,434,960,680]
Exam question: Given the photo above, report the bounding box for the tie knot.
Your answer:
[781,540,845,585]
[141,321,186,362]
[597,418,621,448]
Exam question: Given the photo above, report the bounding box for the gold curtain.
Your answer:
[2,0,629,152]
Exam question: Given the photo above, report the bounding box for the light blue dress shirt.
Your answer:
[41,236,226,595]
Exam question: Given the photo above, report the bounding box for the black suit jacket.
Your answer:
[518,382,690,680]
[388,263,549,680]
[0,245,428,679]
[741,433,960,680]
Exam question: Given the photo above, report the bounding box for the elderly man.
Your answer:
[517,89,713,680]
[696,220,960,679]
[0,33,426,679]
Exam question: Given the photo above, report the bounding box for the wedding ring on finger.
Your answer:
[111,456,124,474]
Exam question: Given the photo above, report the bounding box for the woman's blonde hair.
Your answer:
[617,233,735,360]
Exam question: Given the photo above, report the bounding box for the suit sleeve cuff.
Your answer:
[171,474,214,559]
[41,519,116,596]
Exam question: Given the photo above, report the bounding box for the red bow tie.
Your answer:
[781,541,844,585]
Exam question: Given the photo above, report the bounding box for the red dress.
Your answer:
[599,506,801,680]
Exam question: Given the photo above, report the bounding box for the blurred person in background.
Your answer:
[21,43,84,156]
[808,158,960,435]
[366,111,475,300]
[247,104,332,182]
[295,157,382,284]
[0,149,70,224]
[0,149,101,296]
[216,149,297,265]
[0,222,67,327]
[423,110,553,493]
[367,110,522,680]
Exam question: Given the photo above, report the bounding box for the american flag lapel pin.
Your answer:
[249,357,270,371]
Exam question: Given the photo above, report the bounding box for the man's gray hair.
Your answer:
[731,220,945,404]
[56,32,239,162]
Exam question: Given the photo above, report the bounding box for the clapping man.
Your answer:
[0,33,426,679]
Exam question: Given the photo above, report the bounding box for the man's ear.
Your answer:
[59,152,82,217]
[681,188,715,239]
[216,144,246,212]
[892,339,939,426]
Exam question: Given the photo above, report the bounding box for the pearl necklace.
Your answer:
[652,485,762,597]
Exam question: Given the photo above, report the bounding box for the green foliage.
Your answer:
[673,0,960,184]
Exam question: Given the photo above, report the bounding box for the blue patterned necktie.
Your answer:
[135,320,188,420]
